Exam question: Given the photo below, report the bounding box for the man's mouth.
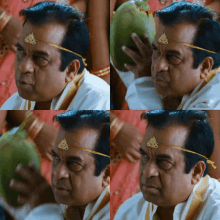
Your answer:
[54,185,70,191]
[142,184,160,193]
[153,77,170,86]
[18,80,34,89]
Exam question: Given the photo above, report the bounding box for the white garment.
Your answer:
[112,62,220,110]
[24,187,110,220]
[0,69,110,110]
[114,175,220,220]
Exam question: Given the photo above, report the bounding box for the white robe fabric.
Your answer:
[113,64,220,110]
[114,175,220,220]
[24,186,110,220]
[0,187,110,220]
[0,69,110,110]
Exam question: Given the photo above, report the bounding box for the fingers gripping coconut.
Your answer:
[110,0,156,72]
[122,32,153,78]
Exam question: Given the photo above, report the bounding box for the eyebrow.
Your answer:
[17,43,50,57]
[139,147,146,155]
[166,49,182,57]
[139,147,174,161]
[33,50,50,58]
[16,43,23,49]
[157,154,174,161]
[152,42,182,57]
[152,43,158,50]
[51,149,84,163]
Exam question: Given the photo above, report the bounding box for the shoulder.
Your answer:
[199,176,220,218]
[0,93,23,110]
[24,204,64,220]
[69,70,110,110]
[114,192,147,220]
[81,70,110,96]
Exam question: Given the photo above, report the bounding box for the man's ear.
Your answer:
[200,56,214,79]
[65,59,81,83]
[191,161,206,185]
[102,165,110,188]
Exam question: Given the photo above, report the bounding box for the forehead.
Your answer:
[143,125,189,158]
[154,20,197,54]
[55,127,99,161]
[19,21,66,54]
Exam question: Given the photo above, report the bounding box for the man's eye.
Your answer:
[34,56,49,66]
[68,162,83,171]
[52,154,60,160]
[152,50,161,59]
[158,159,172,169]
[167,55,181,64]
[17,49,26,58]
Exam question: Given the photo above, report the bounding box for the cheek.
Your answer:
[171,68,200,92]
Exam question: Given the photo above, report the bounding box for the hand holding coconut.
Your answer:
[122,32,153,78]
[9,162,56,209]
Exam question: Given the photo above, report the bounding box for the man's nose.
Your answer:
[142,161,159,178]
[54,163,69,179]
[155,55,169,73]
[18,56,34,74]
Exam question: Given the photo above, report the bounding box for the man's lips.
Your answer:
[19,80,33,85]
[54,185,70,191]
[142,184,159,189]
[153,78,170,87]
[142,184,160,193]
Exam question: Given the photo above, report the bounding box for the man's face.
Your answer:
[15,21,68,102]
[151,21,202,98]
[51,127,105,206]
[139,125,194,207]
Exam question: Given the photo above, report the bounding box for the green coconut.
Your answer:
[0,123,41,207]
[110,0,156,71]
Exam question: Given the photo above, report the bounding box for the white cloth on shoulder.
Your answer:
[114,175,220,220]
[113,62,220,110]
[0,69,110,110]
[24,186,110,220]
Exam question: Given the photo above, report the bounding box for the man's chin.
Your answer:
[142,192,162,206]
[54,193,72,205]
[154,86,170,97]
[17,88,36,101]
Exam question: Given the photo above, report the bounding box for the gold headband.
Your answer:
[24,32,87,66]
[146,136,216,169]
[58,138,110,158]
[158,33,217,54]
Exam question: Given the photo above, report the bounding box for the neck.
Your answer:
[156,206,175,220]
[162,96,182,110]
[35,100,52,110]
[65,205,86,220]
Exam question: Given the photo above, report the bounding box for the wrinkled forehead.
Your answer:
[154,19,197,51]
[55,127,99,160]
[19,21,66,52]
[143,125,188,157]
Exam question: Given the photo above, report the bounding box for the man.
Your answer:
[0,2,110,110]
[113,1,220,110]
[114,110,220,220]
[7,110,110,220]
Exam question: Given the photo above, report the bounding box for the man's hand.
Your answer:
[34,123,58,161]
[9,162,56,209]
[114,122,142,163]
[122,33,153,78]
[1,16,22,52]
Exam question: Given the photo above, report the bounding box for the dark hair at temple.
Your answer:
[20,1,90,73]
[156,1,220,69]
[141,110,214,176]
[54,110,110,176]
